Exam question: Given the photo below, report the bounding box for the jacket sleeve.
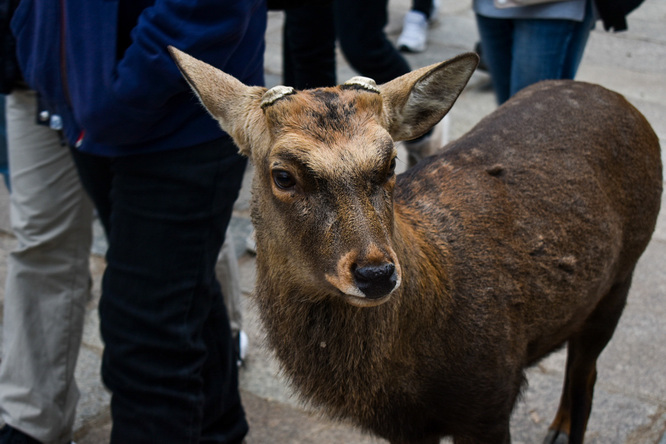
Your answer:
[77,0,265,146]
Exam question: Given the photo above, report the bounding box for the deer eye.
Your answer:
[272,169,296,190]
[383,157,397,183]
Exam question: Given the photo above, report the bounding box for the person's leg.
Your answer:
[412,0,434,19]
[71,136,248,443]
[218,238,242,337]
[217,235,247,365]
[398,0,439,53]
[283,3,337,89]
[335,0,411,83]
[510,8,593,99]
[0,88,93,444]
[561,0,596,79]
[511,18,576,97]
[475,14,514,104]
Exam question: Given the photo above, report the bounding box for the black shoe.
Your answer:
[0,426,41,444]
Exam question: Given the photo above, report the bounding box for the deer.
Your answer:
[169,47,663,444]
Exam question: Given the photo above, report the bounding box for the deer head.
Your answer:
[169,47,478,307]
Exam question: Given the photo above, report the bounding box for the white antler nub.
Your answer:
[261,85,296,109]
[343,76,380,93]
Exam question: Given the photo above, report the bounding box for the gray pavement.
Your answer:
[1,1,665,442]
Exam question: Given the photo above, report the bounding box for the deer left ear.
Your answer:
[379,53,479,142]
[168,46,267,157]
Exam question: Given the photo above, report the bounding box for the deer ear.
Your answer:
[168,46,267,157]
[379,53,479,142]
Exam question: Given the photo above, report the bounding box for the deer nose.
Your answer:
[353,263,397,299]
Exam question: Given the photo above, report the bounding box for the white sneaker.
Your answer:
[239,330,248,361]
[403,115,450,168]
[397,10,428,53]
[236,330,249,367]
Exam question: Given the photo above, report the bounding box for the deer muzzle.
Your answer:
[325,246,401,307]
[353,263,397,299]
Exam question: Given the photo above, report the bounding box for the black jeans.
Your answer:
[71,136,248,443]
[412,0,434,19]
[283,0,411,89]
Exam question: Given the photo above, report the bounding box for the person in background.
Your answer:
[281,0,447,164]
[0,1,93,442]
[10,0,266,442]
[218,237,248,367]
[397,0,441,53]
[473,0,644,105]
[282,0,411,88]
[0,87,92,444]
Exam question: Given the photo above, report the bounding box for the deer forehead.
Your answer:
[269,133,396,183]
[263,88,395,179]
[264,87,386,136]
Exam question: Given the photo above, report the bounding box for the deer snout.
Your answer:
[325,248,401,307]
[353,263,397,299]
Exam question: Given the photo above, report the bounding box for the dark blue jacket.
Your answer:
[11,0,266,156]
[0,0,21,94]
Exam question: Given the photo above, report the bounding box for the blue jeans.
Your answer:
[476,1,595,104]
[71,136,248,443]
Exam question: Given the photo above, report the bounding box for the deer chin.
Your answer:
[325,277,397,308]
[343,292,393,308]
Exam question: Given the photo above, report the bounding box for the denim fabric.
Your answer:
[70,136,248,444]
[476,0,595,104]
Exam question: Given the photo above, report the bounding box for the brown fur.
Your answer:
[169,47,662,444]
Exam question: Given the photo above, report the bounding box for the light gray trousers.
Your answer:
[0,89,94,444]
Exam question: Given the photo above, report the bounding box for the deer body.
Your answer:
[170,48,662,444]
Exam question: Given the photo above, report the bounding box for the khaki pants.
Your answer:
[0,89,93,444]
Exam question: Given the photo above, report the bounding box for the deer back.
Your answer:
[395,79,662,360]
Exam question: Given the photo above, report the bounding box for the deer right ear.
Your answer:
[379,53,479,142]
[168,46,267,157]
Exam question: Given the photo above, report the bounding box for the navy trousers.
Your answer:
[71,136,248,443]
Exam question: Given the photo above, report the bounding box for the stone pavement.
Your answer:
[1,1,665,443]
